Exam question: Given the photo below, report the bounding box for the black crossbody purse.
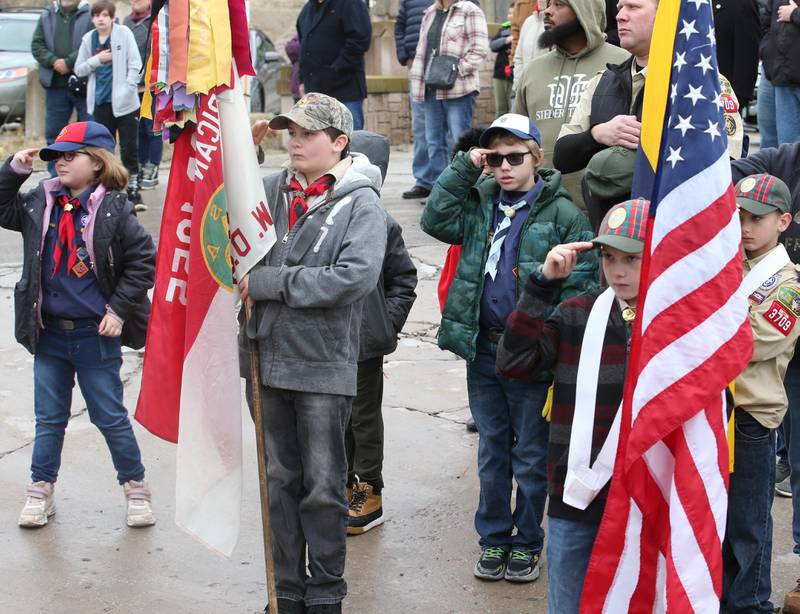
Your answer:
[424,49,459,90]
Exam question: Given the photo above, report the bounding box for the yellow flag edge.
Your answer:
[640,0,682,171]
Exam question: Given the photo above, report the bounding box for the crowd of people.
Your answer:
[1,0,799,612]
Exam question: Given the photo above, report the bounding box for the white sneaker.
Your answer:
[123,481,156,527]
[18,481,55,528]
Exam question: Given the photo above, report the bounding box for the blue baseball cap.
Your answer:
[39,121,116,161]
[479,113,542,147]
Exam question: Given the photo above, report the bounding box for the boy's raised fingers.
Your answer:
[562,241,595,253]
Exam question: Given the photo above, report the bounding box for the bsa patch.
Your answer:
[76,246,89,261]
[764,300,797,336]
[749,290,766,305]
[71,260,89,278]
[760,273,780,292]
[777,286,800,317]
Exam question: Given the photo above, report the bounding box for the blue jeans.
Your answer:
[424,89,478,181]
[44,87,91,176]
[32,319,145,485]
[547,517,600,614]
[248,384,351,606]
[774,86,800,146]
[410,95,435,190]
[757,69,777,149]
[784,365,800,555]
[342,99,364,131]
[466,333,549,551]
[138,114,163,166]
[722,410,776,613]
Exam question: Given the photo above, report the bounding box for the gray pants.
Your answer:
[251,384,352,606]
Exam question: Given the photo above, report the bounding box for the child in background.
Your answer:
[0,121,156,529]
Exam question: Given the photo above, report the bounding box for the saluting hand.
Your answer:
[12,148,40,170]
[541,242,595,280]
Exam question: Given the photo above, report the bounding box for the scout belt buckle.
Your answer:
[57,319,75,330]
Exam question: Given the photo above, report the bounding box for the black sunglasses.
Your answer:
[485,151,532,167]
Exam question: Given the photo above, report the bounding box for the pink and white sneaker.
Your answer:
[18,481,55,528]
[123,481,155,527]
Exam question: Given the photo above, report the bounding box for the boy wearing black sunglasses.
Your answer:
[421,113,596,584]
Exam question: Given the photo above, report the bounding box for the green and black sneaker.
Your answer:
[474,545,510,581]
[504,548,541,583]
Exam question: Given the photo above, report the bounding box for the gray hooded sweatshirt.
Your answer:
[513,0,629,208]
[242,156,388,397]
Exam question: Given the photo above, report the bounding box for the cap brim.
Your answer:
[268,111,324,132]
[592,235,644,253]
[736,197,782,215]
[39,141,84,161]
[479,126,538,148]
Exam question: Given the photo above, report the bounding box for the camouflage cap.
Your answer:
[735,173,792,215]
[592,197,651,253]
[268,92,354,137]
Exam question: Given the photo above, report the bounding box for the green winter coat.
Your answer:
[421,151,598,372]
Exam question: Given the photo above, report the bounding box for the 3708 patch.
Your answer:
[764,300,797,336]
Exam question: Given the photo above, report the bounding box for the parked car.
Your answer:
[248,28,285,115]
[0,9,39,125]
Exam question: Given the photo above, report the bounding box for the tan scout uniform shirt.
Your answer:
[735,247,800,429]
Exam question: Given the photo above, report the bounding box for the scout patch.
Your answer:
[749,290,766,305]
[764,300,797,336]
[80,213,90,227]
[777,286,800,317]
[607,207,627,229]
[71,260,89,277]
[760,273,779,292]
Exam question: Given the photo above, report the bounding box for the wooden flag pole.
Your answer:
[248,327,279,614]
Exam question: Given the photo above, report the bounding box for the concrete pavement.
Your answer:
[0,150,797,613]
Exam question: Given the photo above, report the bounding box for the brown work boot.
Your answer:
[347,481,384,535]
[785,579,800,614]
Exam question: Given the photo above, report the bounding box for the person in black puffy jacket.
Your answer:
[0,121,156,531]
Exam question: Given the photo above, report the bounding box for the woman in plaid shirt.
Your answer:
[409,0,489,181]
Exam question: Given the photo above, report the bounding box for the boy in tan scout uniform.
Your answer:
[723,173,800,613]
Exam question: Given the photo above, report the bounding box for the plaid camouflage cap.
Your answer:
[735,173,791,215]
[268,92,353,137]
[592,197,651,253]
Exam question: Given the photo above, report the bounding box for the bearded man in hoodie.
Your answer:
[513,0,629,211]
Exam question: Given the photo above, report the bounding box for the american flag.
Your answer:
[579,0,753,611]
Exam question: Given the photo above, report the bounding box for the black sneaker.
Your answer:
[777,462,791,484]
[466,417,478,433]
[402,185,431,199]
[504,548,541,583]
[474,545,510,580]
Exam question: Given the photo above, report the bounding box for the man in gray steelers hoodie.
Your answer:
[238,93,387,614]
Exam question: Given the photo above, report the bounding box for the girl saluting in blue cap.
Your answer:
[0,120,157,529]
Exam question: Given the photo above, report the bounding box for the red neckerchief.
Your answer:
[129,9,150,22]
[52,194,82,277]
[287,174,335,229]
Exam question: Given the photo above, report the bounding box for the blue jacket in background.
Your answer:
[394,0,432,65]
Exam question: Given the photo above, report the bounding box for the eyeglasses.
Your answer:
[57,151,89,162]
[485,151,532,167]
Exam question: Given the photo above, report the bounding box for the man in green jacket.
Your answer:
[31,0,93,176]
[421,113,596,585]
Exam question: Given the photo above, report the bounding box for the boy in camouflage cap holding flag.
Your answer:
[238,93,387,614]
